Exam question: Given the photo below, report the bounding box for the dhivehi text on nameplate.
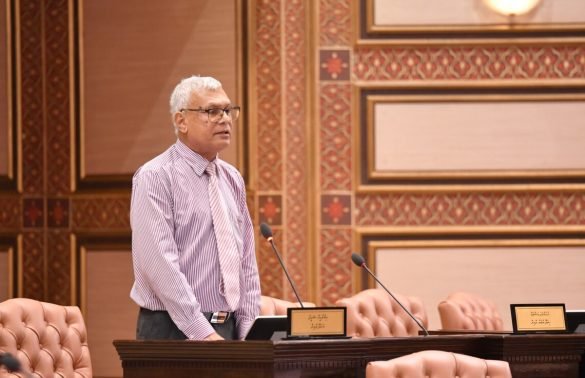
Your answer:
[511,304,566,333]
[287,307,346,337]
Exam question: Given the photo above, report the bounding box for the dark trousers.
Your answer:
[136,307,237,340]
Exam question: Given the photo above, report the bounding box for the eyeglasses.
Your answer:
[180,106,241,123]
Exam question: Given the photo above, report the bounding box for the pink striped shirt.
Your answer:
[130,140,260,340]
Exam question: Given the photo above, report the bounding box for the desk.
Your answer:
[114,334,585,378]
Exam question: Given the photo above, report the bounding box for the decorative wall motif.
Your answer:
[71,197,131,231]
[20,0,44,195]
[316,0,355,304]
[283,0,309,299]
[319,0,351,46]
[258,195,282,225]
[47,231,70,304]
[256,0,283,191]
[22,232,44,300]
[321,194,351,225]
[22,198,43,228]
[16,0,73,300]
[319,83,352,191]
[257,229,284,297]
[45,0,70,195]
[0,197,21,229]
[47,198,69,228]
[319,228,352,305]
[356,192,585,226]
[354,45,585,81]
[320,50,351,81]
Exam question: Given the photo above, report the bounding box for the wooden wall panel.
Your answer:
[374,244,585,330]
[371,0,585,27]
[0,248,10,301]
[80,0,239,179]
[84,249,137,378]
[372,99,585,172]
[0,0,8,177]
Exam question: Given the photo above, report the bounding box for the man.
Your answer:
[130,75,260,340]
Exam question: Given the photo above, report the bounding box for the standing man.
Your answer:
[130,75,260,340]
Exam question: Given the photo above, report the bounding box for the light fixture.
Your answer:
[484,0,541,16]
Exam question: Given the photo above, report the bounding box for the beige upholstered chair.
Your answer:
[0,298,92,377]
[335,289,428,337]
[259,295,315,316]
[438,292,504,331]
[366,350,512,378]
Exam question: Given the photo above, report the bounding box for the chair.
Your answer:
[366,350,512,378]
[335,288,428,337]
[438,292,504,331]
[259,295,315,316]
[0,298,92,377]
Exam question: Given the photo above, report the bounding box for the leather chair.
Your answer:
[259,295,315,316]
[0,298,92,377]
[335,289,428,337]
[366,350,512,378]
[438,292,504,331]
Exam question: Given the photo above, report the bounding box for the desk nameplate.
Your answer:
[511,303,567,333]
[287,307,346,338]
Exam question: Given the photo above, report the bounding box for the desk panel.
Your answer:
[114,334,585,378]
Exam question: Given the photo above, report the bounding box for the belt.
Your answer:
[203,311,234,324]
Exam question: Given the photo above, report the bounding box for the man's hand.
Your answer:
[204,332,224,341]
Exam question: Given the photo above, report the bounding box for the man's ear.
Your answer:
[174,112,188,134]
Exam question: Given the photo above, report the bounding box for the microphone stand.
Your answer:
[267,238,305,308]
[355,257,429,336]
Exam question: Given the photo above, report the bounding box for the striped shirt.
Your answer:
[130,140,261,340]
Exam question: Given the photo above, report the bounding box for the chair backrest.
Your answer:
[335,289,428,337]
[0,298,92,377]
[438,292,504,331]
[259,295,315,316]
[366,350,512,378]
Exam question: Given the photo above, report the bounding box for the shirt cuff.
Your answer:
[236,316,255,340]
[182,314,216,340]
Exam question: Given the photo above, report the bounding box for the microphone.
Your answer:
[260,223,304,308]
[351,253,429,336]
[0,352,22,373]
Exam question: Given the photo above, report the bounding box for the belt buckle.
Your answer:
[210,311,230,324]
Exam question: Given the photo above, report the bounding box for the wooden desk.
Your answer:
[114,334,585,378]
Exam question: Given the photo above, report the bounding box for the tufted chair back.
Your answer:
[366,350,512,378]
[259,295,315,316]
[0,298,92,377]
[438,292,504,331]
[335,289,428,337]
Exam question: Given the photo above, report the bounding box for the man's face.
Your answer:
[175,88,233,160]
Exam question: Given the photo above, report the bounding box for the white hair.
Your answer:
[169,75,223,133]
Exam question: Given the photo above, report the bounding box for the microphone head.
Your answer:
[260,222,273,239]
[351,253,366,267]
[0,353,22,372]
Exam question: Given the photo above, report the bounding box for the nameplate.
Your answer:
[511,303,567,333]
[287,307,346,338]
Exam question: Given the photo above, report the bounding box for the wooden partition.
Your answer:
[114,334,585,378]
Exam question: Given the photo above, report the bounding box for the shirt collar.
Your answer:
[174,139,217,177]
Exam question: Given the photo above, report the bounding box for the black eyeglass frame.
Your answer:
[180,106,241,121]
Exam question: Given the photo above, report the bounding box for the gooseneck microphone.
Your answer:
[0,352,22,373]
[260,223,304,308]
[351,253,429,336]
